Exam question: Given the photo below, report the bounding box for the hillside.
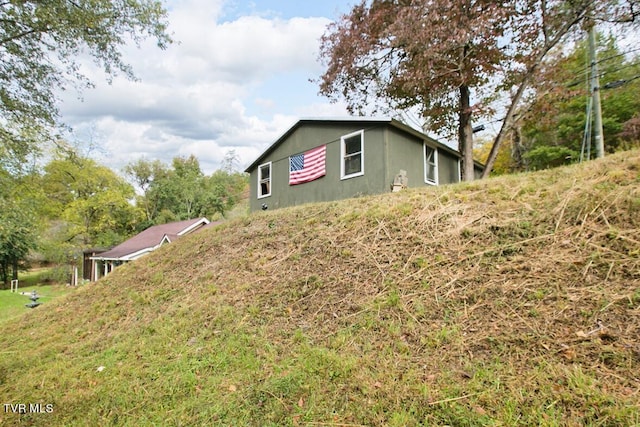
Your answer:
[1,150,639,426]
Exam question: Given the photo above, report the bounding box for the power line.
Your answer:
[603,74,640,89]
[567,61,640,88]
[568,46,640,80]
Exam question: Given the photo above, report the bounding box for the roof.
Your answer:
[201,220,224,230]
[93,217,209,261]
[244,117,463,173]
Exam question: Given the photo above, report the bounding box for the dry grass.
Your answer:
[1,150,639,426]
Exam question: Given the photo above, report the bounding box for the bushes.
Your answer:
[523,146,578,170]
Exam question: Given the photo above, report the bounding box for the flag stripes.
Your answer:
[289,145,326,185]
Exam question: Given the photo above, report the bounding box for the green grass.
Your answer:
[0,150,639,425]
[0,270,75,323]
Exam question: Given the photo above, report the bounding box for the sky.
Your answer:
[58,0,356,175]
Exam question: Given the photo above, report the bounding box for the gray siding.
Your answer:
[385,126,426,189]
[250,123,391,211]
[438,151,461,184]
[248,119,473,212]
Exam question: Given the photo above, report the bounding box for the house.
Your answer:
[82,248,108,282]
[245,118,483,212]
[86,217,210,281]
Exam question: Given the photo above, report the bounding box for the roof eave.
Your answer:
[244,119,302,172]
[90,246,158,262]
[177,217,210,236]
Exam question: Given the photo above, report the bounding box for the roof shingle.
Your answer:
[96,218,209,260]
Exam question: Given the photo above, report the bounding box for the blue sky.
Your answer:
[224,1,350,20]
[59,0,356,174]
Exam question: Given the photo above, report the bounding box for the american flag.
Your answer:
[289,145,326,185]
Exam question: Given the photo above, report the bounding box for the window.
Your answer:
[424,145,438,185]
[341,130,364,179]
[257,162,271,198]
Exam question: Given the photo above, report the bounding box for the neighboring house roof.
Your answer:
[201,220,224,230]
[245,117,464,173]
[83,248,109,256]
[93,217,210,261]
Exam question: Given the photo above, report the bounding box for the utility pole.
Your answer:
[588,22,605,158]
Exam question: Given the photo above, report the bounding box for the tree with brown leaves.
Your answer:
[318,0,639,179]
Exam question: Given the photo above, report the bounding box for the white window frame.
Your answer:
[257,162,272,199]
[424,144,439,185]
[340,130,365,180]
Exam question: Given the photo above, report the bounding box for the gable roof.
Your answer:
[245,117,462,173]
[94,218,209,261]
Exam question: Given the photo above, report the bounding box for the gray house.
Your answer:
[245,118,482,212]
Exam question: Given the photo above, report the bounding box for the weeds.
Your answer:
[1,150,639,426]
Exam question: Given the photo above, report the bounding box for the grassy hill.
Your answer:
[1,150,639,426]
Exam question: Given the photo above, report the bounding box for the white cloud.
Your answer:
[205,16,329,81]
[58,0,349,175]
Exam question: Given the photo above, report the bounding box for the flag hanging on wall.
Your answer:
[289,145,326,185]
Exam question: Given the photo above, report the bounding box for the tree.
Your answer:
[620,114,640,144]
[319,0,511,180]
[124,155,249,223]
[0,200,38,287]
[41,149,141,247]
[201,170,248,218]
[0,0,171,148]
[318,0,639,178]
[0,127,45,285]
[475,2,639,176]
[517,34,640,169]
[473,136,514,175]
[0,177,39,287]
[170,155,205,219]
[123,158,170,224]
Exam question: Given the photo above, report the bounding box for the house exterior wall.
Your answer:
[83,249,107,282]
[383,127,463,188]
[438,151,462,184]
[385,126,429,188]
[474,163,484,179]
[248,120,475,212]
[249,122,392,211]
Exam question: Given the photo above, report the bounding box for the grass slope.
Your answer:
[1,151,639,426]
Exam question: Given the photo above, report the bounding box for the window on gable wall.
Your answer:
[424,145,438,185]
[258,162,271,198]
[341,130,364,179]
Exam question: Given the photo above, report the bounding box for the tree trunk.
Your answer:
[1,259,7,288]
[12,257,19,281]
[459,84,475,181]
[482,81,529,178]
[512,124,524,171]
[481,6,590,178]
